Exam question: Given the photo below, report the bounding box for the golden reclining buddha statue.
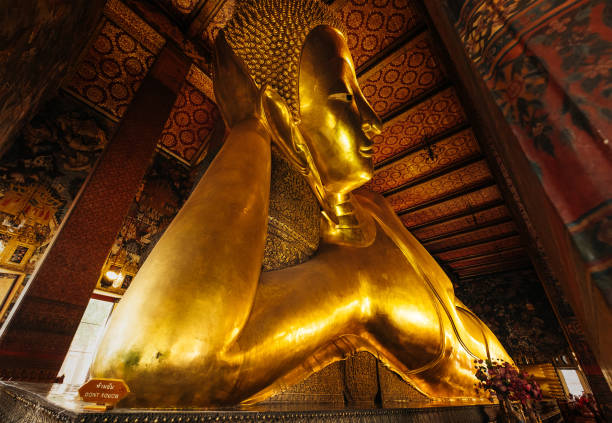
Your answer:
[92,0,512,407]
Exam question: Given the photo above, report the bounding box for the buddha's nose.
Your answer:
[358,95,382,139]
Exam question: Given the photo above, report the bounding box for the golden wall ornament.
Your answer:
[91,0,513,407]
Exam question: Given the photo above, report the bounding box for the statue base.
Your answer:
[0,381,499,423]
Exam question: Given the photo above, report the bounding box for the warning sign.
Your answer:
[78,378,130,405]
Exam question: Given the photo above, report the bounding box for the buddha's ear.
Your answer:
[213,31,259,127]
[260,85,308,174]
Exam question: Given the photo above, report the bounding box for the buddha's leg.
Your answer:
[222,228,447,404]
[364,306,483,399]
[352,229,479,399]
[91,119,272,407]
[362,262,509,399]
[456,301,513,363]
[354,192,512,395]
[224,243,367,404]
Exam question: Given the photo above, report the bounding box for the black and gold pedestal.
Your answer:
[0,354,500,423]
[0,382,499,423]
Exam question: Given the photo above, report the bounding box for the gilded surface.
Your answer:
[92,0,512,407]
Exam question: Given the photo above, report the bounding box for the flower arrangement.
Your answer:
[474,359,542,403]
[568,392,604,422]
[474,359,542,423]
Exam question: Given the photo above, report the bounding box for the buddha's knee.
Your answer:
[366,308,445,371]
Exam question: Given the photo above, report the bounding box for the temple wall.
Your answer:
[418,3,612,414]
[451,1,612,382]
[0,94,115,326]
[454,269,569,364]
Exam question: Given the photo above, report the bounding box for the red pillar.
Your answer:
[0,47,189,381]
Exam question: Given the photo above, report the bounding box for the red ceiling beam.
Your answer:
[406,198,505,231]
[417,216,513,243]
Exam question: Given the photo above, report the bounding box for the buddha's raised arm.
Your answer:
[92,28,282,382]
[91,114,272,402]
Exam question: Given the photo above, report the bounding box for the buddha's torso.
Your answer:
[237,197,487,402]
[258,156,469,372]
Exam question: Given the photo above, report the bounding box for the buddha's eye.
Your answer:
[328,92,353,103]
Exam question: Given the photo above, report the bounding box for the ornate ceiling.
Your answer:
[344,0,530,280]
[60,0,531,283]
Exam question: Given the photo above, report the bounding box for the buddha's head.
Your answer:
[215,0,382,198]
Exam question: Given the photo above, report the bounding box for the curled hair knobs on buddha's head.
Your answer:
[223,0,343,121]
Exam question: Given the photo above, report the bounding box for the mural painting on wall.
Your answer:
[454,269,569,364]
[456,0,612,304]
[0,94,113,322]
[96,152,194,295]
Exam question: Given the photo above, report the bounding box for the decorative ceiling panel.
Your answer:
[186,65,216,104]
[412,204,509,241]
[449,247,526,270]
[338,0,422,69]
[159,81,219,164]
[455,258,531,278]
[424,221,517,253]
[372,87,467,164]
[400,185,502,228]
[64,19,156,120]
[435,235,522,262]
[359,31,446,119]
[366,128,480,193]
[386,160,492,213]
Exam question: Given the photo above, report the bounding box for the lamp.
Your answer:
[104,264,124,288]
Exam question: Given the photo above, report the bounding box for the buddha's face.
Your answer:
[298,26,382,195]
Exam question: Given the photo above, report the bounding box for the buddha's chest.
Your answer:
[320,225,433,295]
